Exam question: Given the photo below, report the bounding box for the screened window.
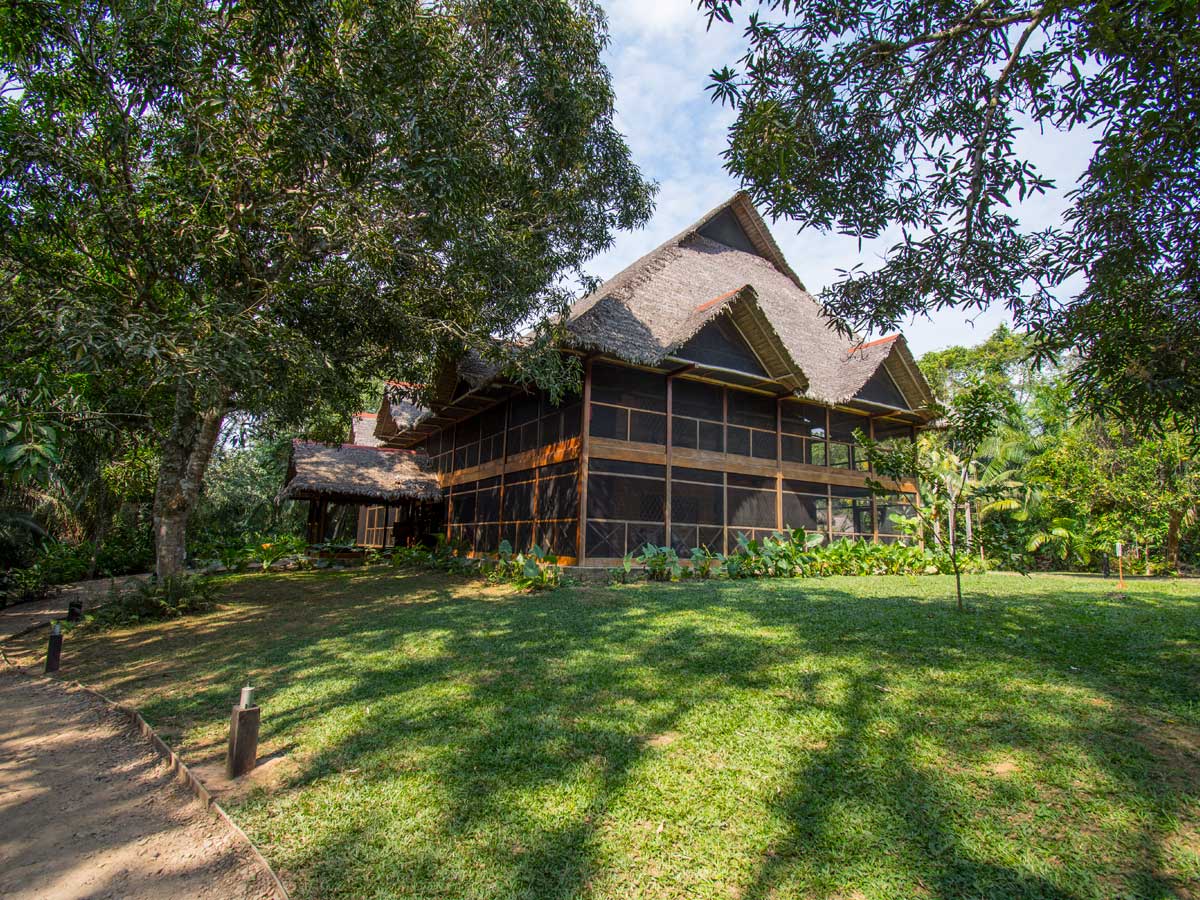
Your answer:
[727,472,776,533]
[781,401,828,466]
[589,364,666,446]
[875,492,916,541]
[586,459,665,558]
[782,480,829,534]
[872,418,915,446]
[830,484,874,539]
[726,387,777,459]
[362,505,392,548]
[829,409,871,471]
[670,466,725,556]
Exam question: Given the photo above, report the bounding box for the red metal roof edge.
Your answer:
[848,333,900,354]
[694,286,747,314]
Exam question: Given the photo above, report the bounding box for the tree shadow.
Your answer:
[32,570,1200,899]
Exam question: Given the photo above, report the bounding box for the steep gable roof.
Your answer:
[566,192,931,409]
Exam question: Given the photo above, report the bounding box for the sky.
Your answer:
[590,0,1097,357]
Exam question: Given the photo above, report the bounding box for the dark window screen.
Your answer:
[728,486,775,528]
[752,429,777,460]
[586,520,624,558]
[630,411,667,445]
[855,367,910,409]
[672,379,724,421]
[587,473,665,522]
[476,485,501,523]
[781,402,826,436]
[590,459,664,478]
[782,492,828,531]
[673,416,698,449]
[829,409,869,442]
[873,418,915,443]
[726,426,750,457]
[537,467,578,520]
[672,466,723,485]
[503,480,534,522]
[538,520,576,557]
[589,404,627,440]
[699,421,724,452]
[672,480,724,525]
[590,364,666,411]
[727,391,776,429]
[676,316,768,377]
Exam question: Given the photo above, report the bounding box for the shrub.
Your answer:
[490,541,561,590]
[0,565,52,607]
[247,533,306,571]
[635,544,682,581]
[90,574,217,627]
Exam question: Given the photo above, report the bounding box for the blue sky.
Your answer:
[590,0,1096,357]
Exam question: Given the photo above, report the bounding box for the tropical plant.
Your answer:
[248,534,307,572]
[493,540,561,590]
[689,546,725,579]
[636,544,684,582]
[1026,517,1094,567]
[864,380,1018,609]
[90,574,218,627]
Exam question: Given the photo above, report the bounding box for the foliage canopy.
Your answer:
[701,0,1200,431]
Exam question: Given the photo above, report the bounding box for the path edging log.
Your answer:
[1,622,290,900]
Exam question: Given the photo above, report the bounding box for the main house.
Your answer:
[280,193,935,566]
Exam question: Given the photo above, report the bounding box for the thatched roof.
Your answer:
[567,192,934,409]
[280,441,441,504]
[369,193,933,446]
[349,413,382,447]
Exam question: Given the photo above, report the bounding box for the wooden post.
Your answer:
[44,623,63,673]
[722,387,729,554]
[665,374,674,549]
[577,357,593,565]
[226,685,260,779]
[869,417,879,542]
[775,398,783,531]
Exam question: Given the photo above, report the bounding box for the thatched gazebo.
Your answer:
[279,440,442,548]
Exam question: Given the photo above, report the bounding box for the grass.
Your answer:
[13,570,1200,899]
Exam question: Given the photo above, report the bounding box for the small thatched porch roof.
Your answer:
[279,441,442,505]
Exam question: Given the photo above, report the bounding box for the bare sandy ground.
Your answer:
[0,670,274,900]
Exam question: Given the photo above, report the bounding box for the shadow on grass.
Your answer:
[47,570,1200,899]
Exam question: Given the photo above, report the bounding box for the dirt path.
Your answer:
[0,574,150,639]
[0,670,275,900]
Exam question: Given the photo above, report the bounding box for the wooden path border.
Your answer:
[1,621,290,900]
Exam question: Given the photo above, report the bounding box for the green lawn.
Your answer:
[22,571,1200,899]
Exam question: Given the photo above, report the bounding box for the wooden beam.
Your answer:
[775,397,783,531]
[577,357,593,565]
[665,373,674,548]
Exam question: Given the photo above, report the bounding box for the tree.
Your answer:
[1,0,654,576]
[700,0,1200,432]
[918,324,1038,405]
[1029,419,1200,570]
[864,381,1017,609]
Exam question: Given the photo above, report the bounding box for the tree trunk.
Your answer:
[1165,508,1184,573]
[152,382,226,579]
[948,500,962,610]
